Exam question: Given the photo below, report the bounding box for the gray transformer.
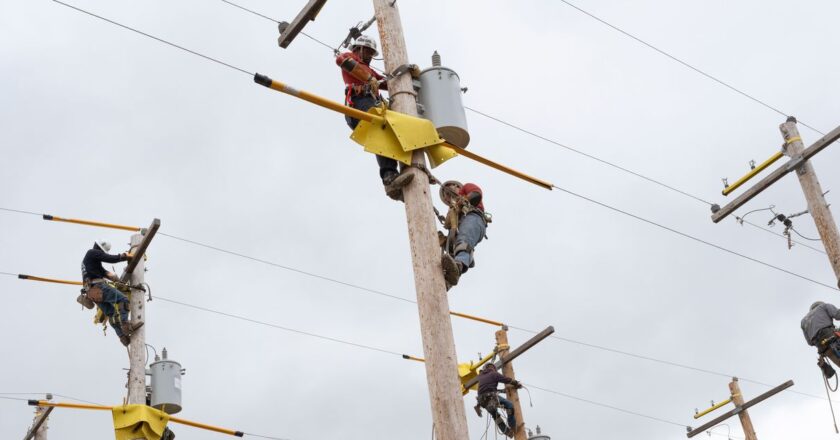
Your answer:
[417,52,470,148]
[149,348,183,414]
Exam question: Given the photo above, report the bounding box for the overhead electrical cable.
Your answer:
[553,0,826,136]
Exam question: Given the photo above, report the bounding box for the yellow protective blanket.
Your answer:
[112,404,170,440]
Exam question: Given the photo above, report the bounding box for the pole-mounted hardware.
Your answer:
[685,379,793,438]
[277,0,328,48]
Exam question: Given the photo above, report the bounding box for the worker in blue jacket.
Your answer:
[80,240,143,346]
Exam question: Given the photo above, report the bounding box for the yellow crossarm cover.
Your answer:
[112,404,170,440]
[350,107,452,166]
[383,109,443,152]
[350,107,413,165]
[458,362,480,395]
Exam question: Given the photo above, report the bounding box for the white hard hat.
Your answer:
[95,240,112,253]
[350,35,378,56]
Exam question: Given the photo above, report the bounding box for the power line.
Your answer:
[548,184,839,292]
[155,295,404,357]
[1,207,835,400]
[158,232,414,304]
[525,384,744,439]
[218,0,337,54]
[554,0,826,137]
[51,0,253,77]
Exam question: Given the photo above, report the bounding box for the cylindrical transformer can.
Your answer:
[150,358,183,414]
[418,65,470,148]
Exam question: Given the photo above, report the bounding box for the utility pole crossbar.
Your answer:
[462,326,555,391]
[686,379,793,438]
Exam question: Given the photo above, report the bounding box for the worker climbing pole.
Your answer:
[80,240,142,346]
[437,180,490,289]
[335,33,414,200]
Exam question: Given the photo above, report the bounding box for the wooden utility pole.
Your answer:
[686,378,792,438]
[123,219,160,409]
[780,119,840,286]
[711,119,840,288]
[23,396,53,440]
[127,231,147,407]
[729,378,757,440]
[496,328,527,440]
[371,2,470,439]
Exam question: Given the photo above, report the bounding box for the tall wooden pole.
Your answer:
[496,328,527,440]
[371,2,470,439]
[780,118,840,288]
[729,378,758,440]
[27,406,50,440]
[127,232,146,407]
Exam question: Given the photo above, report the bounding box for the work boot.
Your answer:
[383,171,414,201]
[120,320,144,336]
[473,404,483,417]
[441,253,461,287]
[119,335,131,347]
[504,427,514,438]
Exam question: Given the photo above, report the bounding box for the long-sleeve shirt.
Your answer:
[477,370,513,395]
[81,248,126,281]
[335,52,386,89]
[801,303,840,345]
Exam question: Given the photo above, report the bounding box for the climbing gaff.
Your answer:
[721,151,784,196]
[27,401,246,437]
[252,72,555,190]
[42,214,141,232]
[18,274,83,286]
[693,397,732,419]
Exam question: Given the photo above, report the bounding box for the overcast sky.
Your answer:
[2,0,840,439]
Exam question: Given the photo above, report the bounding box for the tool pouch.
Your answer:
[86,284,104,303]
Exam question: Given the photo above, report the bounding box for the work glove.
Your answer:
[368,78,380,95]
[123,251,134,260]
[512,380,523,389]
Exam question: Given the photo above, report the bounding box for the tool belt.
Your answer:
[84,279,107,304]
[344,83,381,100]
[477,392,500,412]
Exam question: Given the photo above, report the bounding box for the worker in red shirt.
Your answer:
[336,34,412,200]
[439,180,489,287]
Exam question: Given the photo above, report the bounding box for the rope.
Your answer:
[823,367,839,433]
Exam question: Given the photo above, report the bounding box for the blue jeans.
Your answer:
[498,396,516,431]
[95,282,129,337]
[345,94,398,180]
[454,212,486,271]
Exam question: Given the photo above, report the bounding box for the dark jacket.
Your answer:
[81,248,127,281]
[477,369,513,395]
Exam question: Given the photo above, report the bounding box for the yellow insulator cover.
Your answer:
[112,404,170,440]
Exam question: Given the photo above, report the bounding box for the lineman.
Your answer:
[801,301,840,378]
[81,240,143,347]
[336,34,413,200]
[474,363,521,437]
[439,180,489,287]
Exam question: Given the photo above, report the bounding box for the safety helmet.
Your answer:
[350,35,378,56]
[439,180,463,205]
[94,240,112,253]
[811,301,825,311]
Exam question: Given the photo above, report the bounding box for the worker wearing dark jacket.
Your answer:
[336,34,412,200]
[81,240,142,347]
[440,181,488,287]
[475,363,520,437]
